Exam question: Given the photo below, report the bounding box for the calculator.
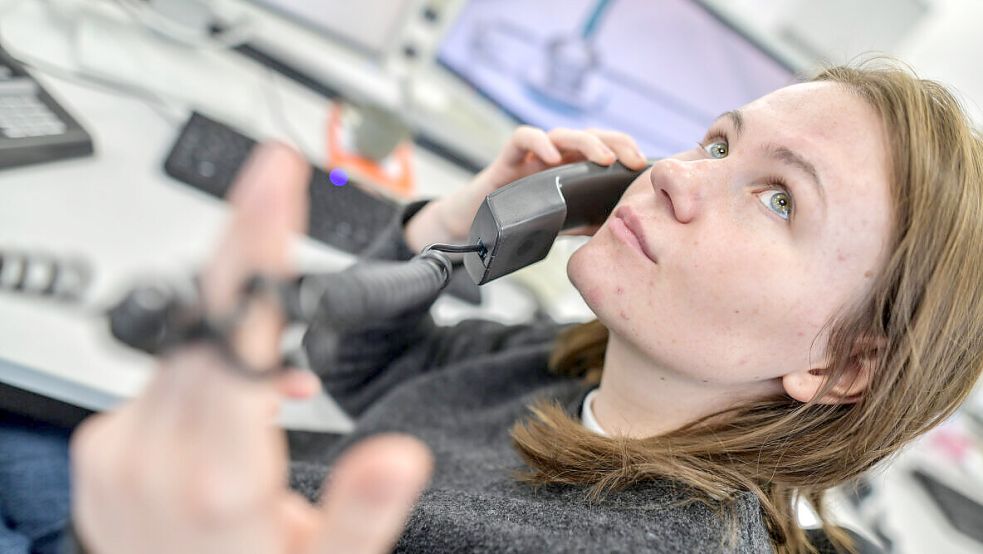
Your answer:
[0,44,93,170]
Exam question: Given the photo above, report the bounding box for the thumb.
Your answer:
[307,434,433,554]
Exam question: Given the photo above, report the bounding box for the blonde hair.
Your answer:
[510,59,983,554]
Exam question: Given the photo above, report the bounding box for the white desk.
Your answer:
[0,0,592,432]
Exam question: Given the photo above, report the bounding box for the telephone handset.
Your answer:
[462,160,651,285]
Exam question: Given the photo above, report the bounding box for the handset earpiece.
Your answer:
[463,160,649,285]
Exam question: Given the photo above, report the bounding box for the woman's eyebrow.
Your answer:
[768,145,827,209]
[717,109,744,138]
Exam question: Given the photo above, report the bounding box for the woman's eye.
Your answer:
[703,141,728,159]
[758,189,793,221]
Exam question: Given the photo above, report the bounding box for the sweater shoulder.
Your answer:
[394,482,772,553]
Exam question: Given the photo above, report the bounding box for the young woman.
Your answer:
[69,59,983,554]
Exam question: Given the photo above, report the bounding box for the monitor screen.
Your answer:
[437,0,799,158]
[250,0,417,57]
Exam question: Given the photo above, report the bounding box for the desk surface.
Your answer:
[0,0,591,432]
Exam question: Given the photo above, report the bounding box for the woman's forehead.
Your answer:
[743,82,874,138]
[741,82,891,197]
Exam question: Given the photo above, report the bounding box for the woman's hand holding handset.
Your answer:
[403,127,648,254]
[70,143,434,554]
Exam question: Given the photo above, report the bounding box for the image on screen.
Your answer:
[438,0,798,157]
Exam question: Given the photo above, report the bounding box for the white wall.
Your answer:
[897,0,983,126]
[703,0,983,127]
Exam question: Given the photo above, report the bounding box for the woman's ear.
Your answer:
[782,335,885,405]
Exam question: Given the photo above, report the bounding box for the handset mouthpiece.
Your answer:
[463,160,646,285]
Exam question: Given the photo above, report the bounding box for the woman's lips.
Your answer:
[613,205,658,264]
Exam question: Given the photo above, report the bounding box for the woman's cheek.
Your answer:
[567,245,611,307]
[568,242,659,326]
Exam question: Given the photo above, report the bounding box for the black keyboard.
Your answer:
[0,44,94,170]
[163,112,400,256]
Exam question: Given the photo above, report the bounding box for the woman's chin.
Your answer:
[567,245,613,315]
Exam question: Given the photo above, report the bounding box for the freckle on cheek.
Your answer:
[619,310,629,320]
[733,309,740,314]
[616,286,624,295]
[797,331,804,337]
[864,270,873,278]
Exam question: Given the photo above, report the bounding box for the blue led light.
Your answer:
[328,168,349,186]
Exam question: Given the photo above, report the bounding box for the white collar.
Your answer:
[580,388,608,436]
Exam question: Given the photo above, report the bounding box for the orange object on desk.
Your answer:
[326,103,415,199]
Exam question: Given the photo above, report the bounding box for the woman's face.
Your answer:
[568,81,894,386]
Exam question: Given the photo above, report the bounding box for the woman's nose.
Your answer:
[648,157,705,224]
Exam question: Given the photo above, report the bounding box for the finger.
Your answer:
[69,414,115,551]
[202,141,311,316]
[547,128,617,165]
[178,346,286,523]
[280,492,320,552]
[585,128,649,169]
[500,125,562,166]
[275,368,323,400]
[70,413,117,516]
[145,140,311,476]
[119,362,204,503]
[309,434,433,554]
[70,409,147,550]
[202,140,310,370]
[149,142,311,519]
[108,347,282,525]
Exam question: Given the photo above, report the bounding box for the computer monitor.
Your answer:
[437,0,799,158]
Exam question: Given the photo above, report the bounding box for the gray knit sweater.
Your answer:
[291,199,774,554]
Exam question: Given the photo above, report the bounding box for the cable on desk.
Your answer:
[0,0,188,125]
[111,0,255,51]
[2,51,187,125]
[0,0,257,126]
